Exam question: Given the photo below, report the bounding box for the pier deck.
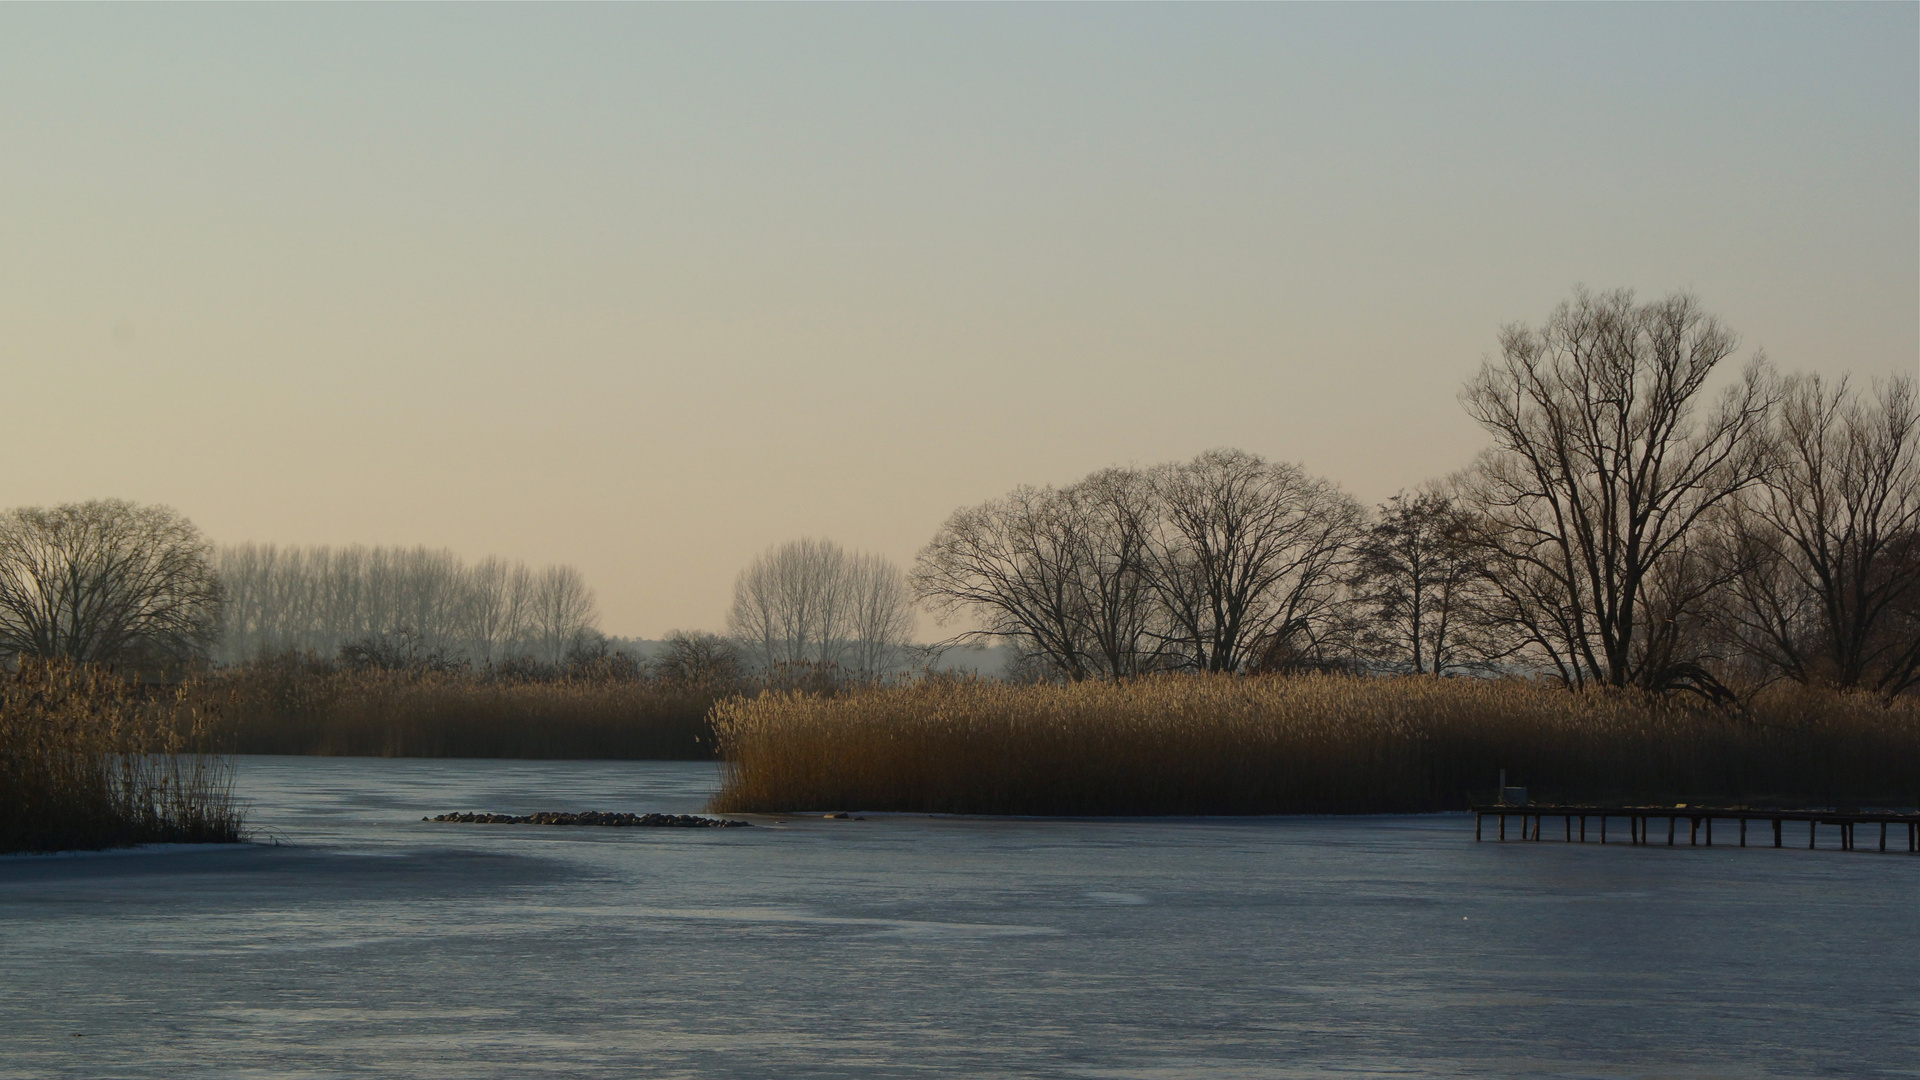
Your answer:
[1472,805,1920,853]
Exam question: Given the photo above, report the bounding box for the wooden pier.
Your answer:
[1472,805,1920,853]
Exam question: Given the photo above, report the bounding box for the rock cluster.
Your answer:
[426,811,750,828]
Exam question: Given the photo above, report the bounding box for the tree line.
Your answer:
[1,288,1910,697]
[215,544,599,668]
[914,289,1919,698]
[0,503,602,674]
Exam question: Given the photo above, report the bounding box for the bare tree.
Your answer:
[1351,487,1506,675]
[729,538,916,678]
[390,547,467,658]
[316,546,366,651]
[840,551,919,679]
[463,556,537,667]
[1459,288,1774,690]
[1059,469,1169,677]
[914,483,1130,681]
[729,538,851,671]
[0,500,222,668]
[528,564,599,667]
[1723,374,1920,694]
[918,453,1360,677]
[1143,449,1364,673]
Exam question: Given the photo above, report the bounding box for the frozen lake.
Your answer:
[3,756,1917,1079]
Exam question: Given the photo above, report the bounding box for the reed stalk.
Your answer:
[710,675,1920,815]
[0,662,245,853]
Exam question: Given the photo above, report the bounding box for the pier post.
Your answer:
[1468,806,1920,858]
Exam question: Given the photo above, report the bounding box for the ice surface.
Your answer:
[3,756,1917,1078]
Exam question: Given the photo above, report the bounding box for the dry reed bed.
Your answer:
[207,665,720,759]
[0,663,244,853]
[710,676,1920,815]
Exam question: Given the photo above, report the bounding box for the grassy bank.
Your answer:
[1,663,244,853]
[710,675,1920,815]
[205,661,720,759]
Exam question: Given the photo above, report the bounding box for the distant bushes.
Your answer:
[0,662,244,853]
[203,653,723,759]
[710,675,1920,815]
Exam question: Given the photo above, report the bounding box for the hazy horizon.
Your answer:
[4,4,1914,637]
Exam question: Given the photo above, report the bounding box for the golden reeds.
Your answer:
[710,675,1920,815]
[0,662,245,853]
[205,662,720,759]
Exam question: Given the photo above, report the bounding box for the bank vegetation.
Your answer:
[201,650,722,759]
[0,662,243,853]
[711,675,1920,816]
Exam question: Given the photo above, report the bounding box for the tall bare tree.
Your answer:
[840,551,919,679]
[0,500,222,667]
[1351,487,1504,675]
[914,473,1167,680]
[528,564,599,667]
[915,486,1097,680]
[1060,469,1169,677]
[464,556,536,666]
[1723,374,1920,694]
[729,538,916,678]
[729,537,851,672]
[1459,288,1774,689]
[1143,449,1364,673]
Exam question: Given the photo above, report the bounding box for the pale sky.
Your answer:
[3,4,1914,638]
